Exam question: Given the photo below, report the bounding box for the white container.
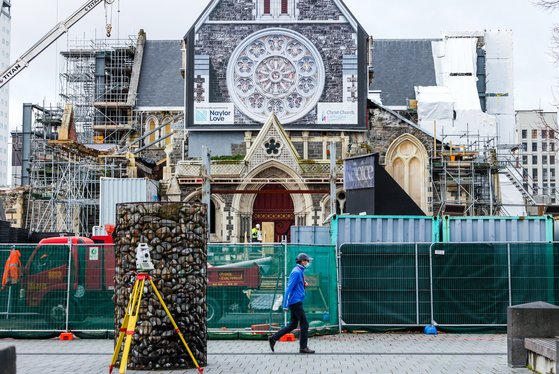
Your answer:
[99,178,159,227]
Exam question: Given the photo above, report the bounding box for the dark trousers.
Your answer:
[271,302,309,349]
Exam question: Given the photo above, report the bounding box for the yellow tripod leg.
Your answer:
[118,278,145,374]
[149,279,204,373]
[109,278,141,374]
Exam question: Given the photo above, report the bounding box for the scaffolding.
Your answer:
[24,105,127,236]
[429,134,501,216]
[60,37,138,145]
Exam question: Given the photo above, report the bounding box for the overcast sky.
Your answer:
[6,0,559,130]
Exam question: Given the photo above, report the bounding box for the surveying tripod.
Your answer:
[109,273,204,374]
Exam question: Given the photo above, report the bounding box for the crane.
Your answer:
[0,0,114,88]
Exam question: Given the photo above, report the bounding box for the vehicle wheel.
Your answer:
[41,293,67,325]
[207,297,221,323]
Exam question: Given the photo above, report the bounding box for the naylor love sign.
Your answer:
[343,154,375,190]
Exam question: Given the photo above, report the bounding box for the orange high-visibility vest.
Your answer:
[2,249,22,288]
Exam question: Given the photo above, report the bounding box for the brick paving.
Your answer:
[0,333,534,373]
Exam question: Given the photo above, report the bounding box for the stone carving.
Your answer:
[227,28,325,123]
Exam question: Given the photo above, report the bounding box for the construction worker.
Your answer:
[268,253,315,354]
[2,246,22,289]
[251,223,262,243]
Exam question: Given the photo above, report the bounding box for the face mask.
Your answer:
[303,262,311,269]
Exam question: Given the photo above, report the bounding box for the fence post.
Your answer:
[415,243,419,325]
[429,243,435,325]
[507,243,512,307]
[283,240,287,327]
[336,244,342,332]
[65,238,73,332]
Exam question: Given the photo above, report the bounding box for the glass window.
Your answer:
[281,0,288,14]
[551,168,556,178]
[522,155,528,164]
[533,168,538,178]
[551,155,556,164]
[532,129,538,138]
[30,245,68,275]
[543,142,548,152]
[543,129,548,138]
[522,142,528,151]
[522,129,527,139]
[264,0,271,14]
[532,142,538,152]
[543,155,548,164]
[532,155,538,164]
[552,143,556,152]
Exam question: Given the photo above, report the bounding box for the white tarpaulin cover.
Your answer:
[415,86,454,120]
[417,33,497,141]
[485,30,515,145]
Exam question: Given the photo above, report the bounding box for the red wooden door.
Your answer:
[253,184,294,242]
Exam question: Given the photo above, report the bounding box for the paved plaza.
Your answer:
[0,333,535,373]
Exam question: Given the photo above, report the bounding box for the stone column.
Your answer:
[114,202,207,370]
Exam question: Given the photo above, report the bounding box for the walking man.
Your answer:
[268,253,315,354]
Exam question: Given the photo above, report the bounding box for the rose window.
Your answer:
[227,28,325,124]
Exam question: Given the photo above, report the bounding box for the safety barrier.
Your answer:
[0,242,115,337]
[0,242,338,337]
[339,242,559,327]
[2,240,557,336]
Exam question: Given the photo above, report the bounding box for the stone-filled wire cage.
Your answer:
[113,202,207,370]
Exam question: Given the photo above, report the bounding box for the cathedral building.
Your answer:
[11,0,506,239]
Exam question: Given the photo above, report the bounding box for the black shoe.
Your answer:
[268,337,276,352]
[299,347,315,354]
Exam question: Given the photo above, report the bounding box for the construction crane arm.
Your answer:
[0,0,108,88]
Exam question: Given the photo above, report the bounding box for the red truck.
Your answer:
[21,235,114,323]
[19,235,261,324]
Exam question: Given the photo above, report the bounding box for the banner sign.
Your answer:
[316,102,358,125]
[194,104,235,125]
[344,154,375,190]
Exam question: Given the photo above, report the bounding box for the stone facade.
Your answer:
[209,0,255,21]
[195,23,357,126]
[297,0,344,20]
[366,104,434,165]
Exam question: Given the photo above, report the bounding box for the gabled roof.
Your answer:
[136,40,184,108]
[368,99,436,140]
[371,39,437,107]
[190,0,361,33]
[244,113,301,174]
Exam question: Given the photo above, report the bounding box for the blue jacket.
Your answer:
[283,264,306,308]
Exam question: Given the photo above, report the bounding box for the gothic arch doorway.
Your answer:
[253,184,295,242]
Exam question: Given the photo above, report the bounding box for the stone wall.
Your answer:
[196,23,356,126]
[209,0,254,21]
[114,202,207,370]
[298,0,344,20]
[366,105,433,164]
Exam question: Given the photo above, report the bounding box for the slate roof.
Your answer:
[136,39,439,109]
[136,40,184,107]
[371,39,438,107]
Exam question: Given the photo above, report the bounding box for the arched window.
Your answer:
[162,116,172,147]
[264,0,271,14]
[146,116,157,144]
[385,135,429,214]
